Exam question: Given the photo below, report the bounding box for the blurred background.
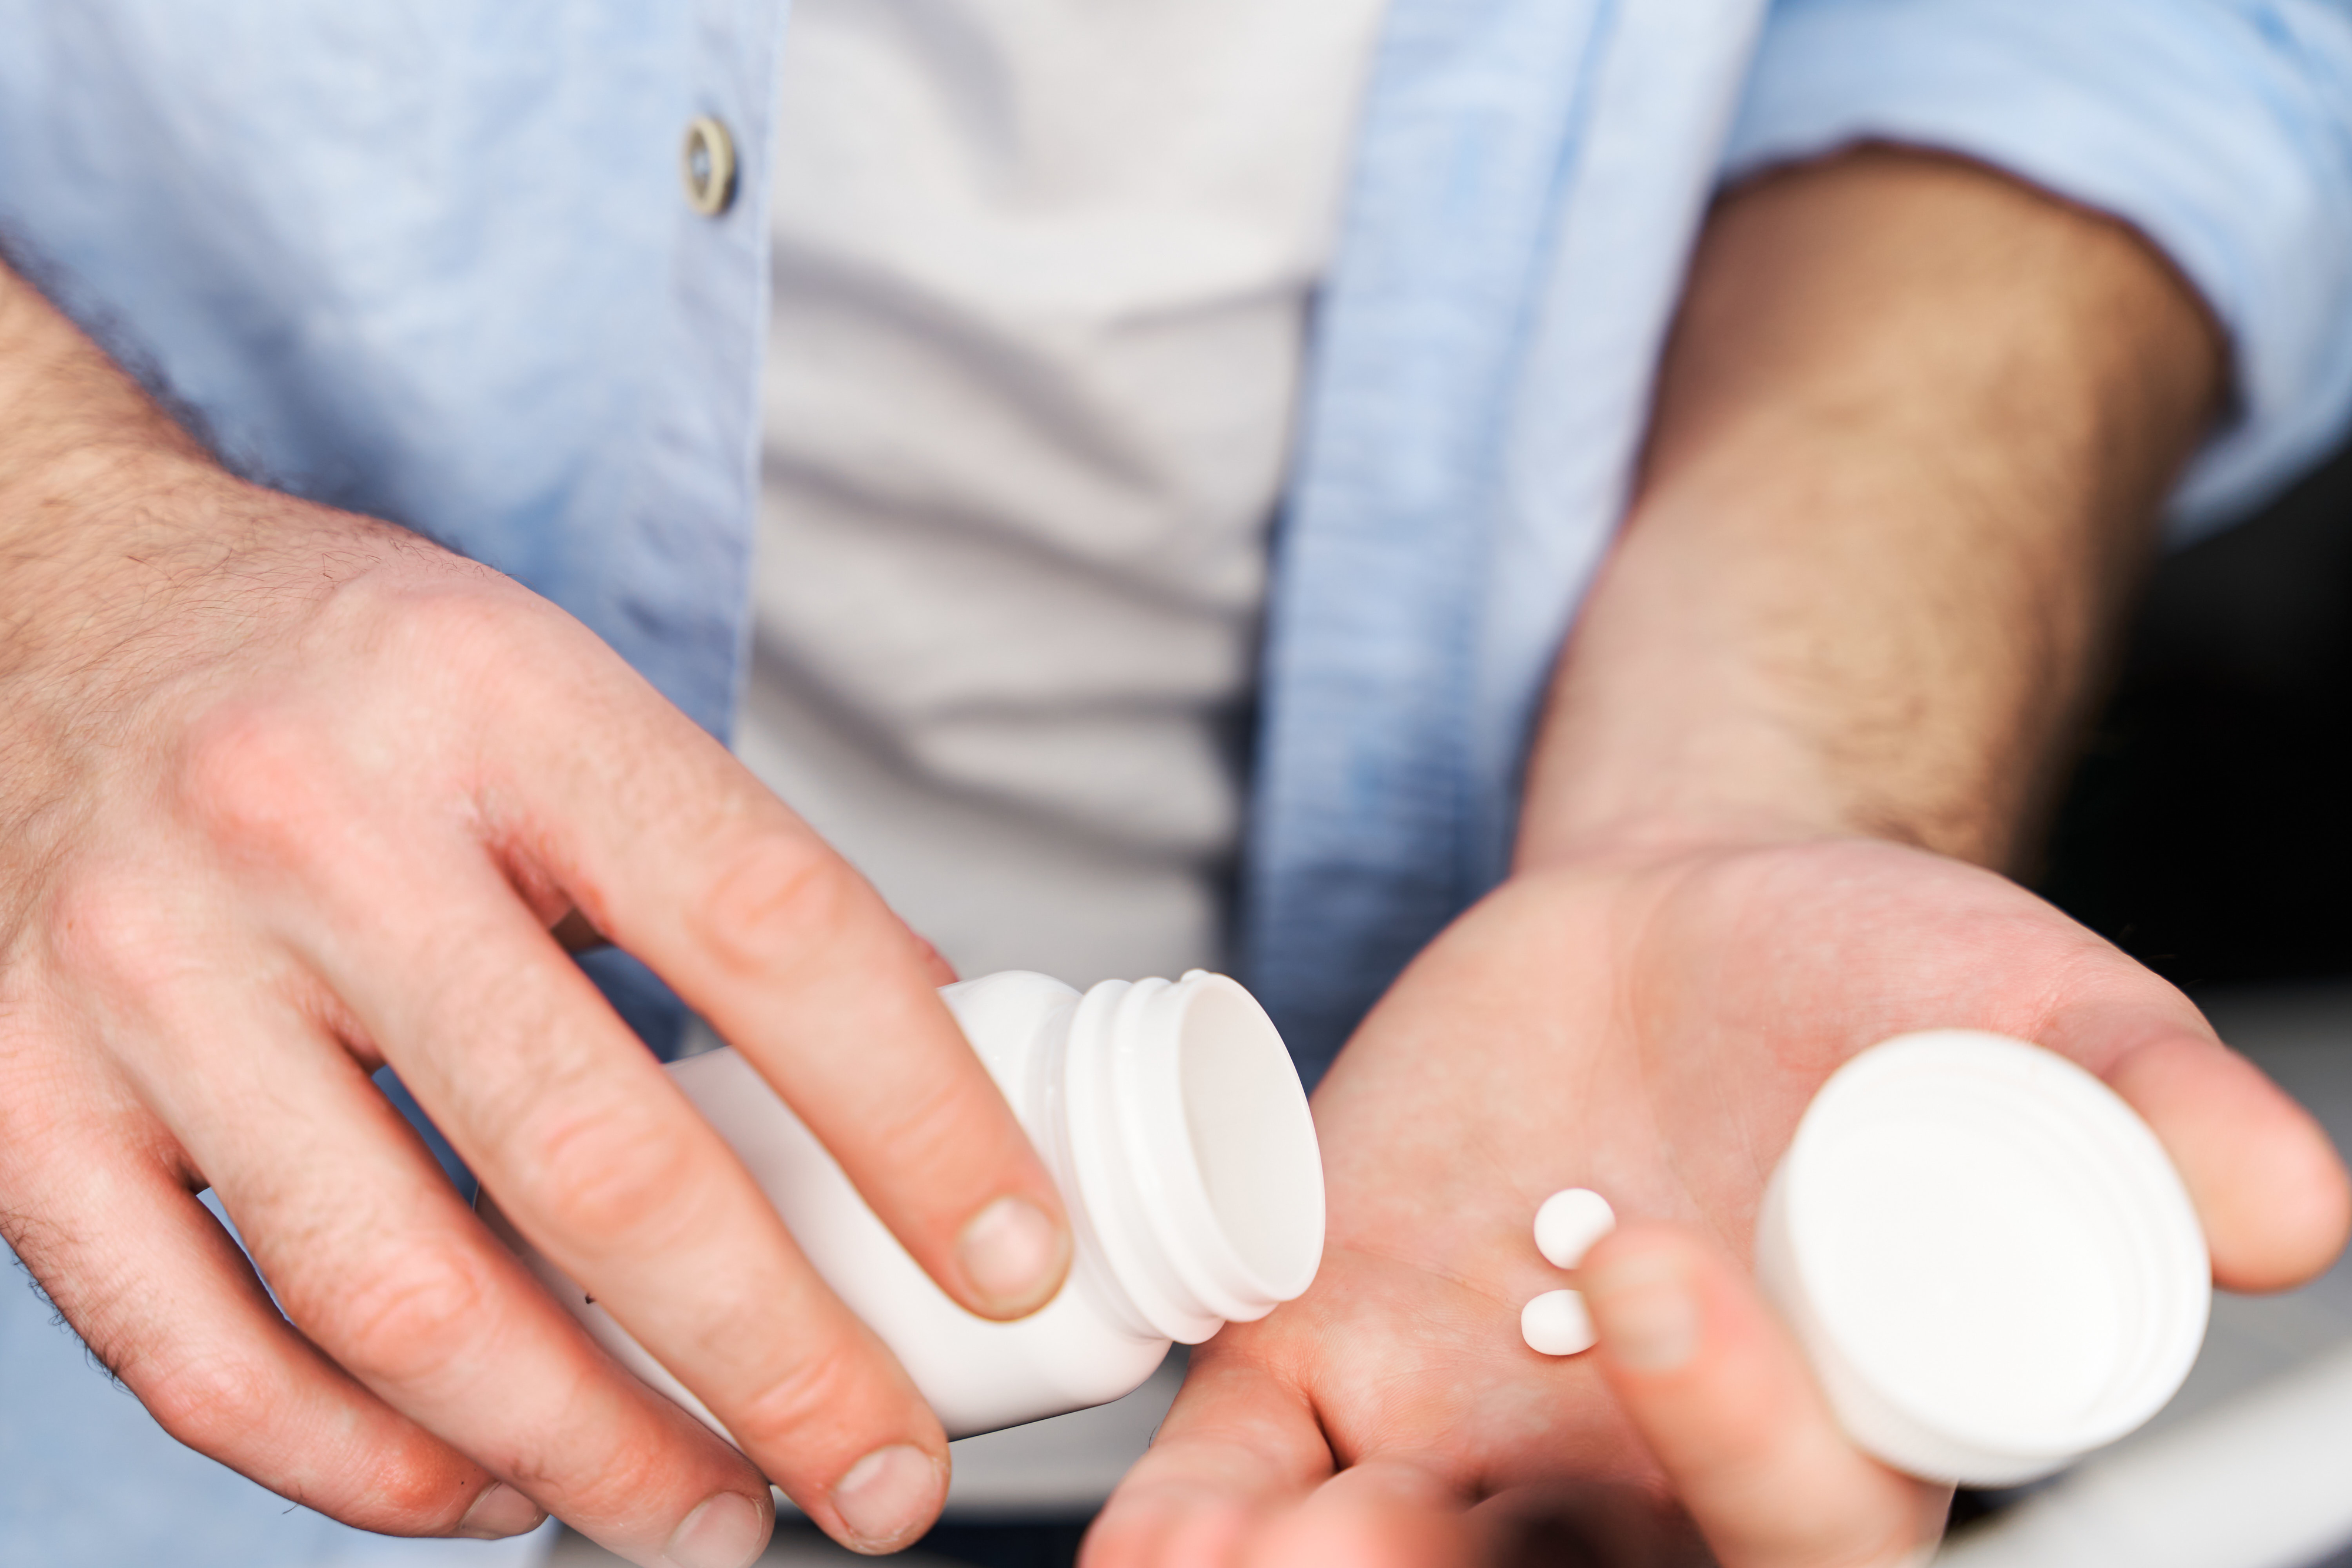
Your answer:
[2042,430,2352,994]
[550,430,2352,1568]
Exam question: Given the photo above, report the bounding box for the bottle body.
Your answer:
[483,969,1323,1442]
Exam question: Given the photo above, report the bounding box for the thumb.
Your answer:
[2047,1004,2350,1293]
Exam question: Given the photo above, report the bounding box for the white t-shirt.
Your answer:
[737,0,1385,985]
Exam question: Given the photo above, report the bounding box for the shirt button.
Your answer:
[680,114,737,217]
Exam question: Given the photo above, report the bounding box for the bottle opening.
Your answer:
[1176,979,1324,1301]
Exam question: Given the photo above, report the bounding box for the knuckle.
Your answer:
[144,1338,472,1534]
[44,870,191,994]
[392,584,542,677]
[382,582,606,728]
[696,837,859,973]
[871,1071,971,1164]
[326,1243,493,1387]
[727,1330,881,1453]
[138,1347,283,1454]
[362,1443,476,1527]
[518,1103,700,1244]
[532,1426,676,1524]
[176,703,335,852]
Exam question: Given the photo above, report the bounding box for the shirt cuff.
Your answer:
[1722,0,2352,533]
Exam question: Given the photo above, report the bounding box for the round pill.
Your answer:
[1534,1188,1616,1269]
[1521,1289,1597,1356]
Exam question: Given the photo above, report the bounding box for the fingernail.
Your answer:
[957,1194,1065,1315]
[664,1491,769,1568]
[1586,1250,1701,1372]
[455,1481,545,1539]
[833,1443,946,1550]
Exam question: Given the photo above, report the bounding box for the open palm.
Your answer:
[1089,837,2348,1565]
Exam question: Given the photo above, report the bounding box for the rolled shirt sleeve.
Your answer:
[1722,0,2352,534]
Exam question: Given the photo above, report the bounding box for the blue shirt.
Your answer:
[2,1,2350,1559]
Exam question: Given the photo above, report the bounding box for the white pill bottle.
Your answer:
[484,969,1326,1440]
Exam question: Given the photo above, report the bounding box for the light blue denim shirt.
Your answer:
[3,1,2350,1560]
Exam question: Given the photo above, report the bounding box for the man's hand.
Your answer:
[1092,148,2350,1563]
[1091,840,2343,1565]
[1194,1208,1944,1568]
[0,267,1073,1562]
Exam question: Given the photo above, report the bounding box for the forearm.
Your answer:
[1518,146,2223,874]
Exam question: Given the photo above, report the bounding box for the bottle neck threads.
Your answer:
[1057,971,1324,1343]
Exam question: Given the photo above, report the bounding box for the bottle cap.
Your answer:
[1756,1030,2209,1486]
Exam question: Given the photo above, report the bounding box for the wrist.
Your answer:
[1512,800,1870,883]
[0,263,216,536]
[0,441,244,647]
[1514,723,2020,877]
[1512,580,2026,875]
[0,436,383,717]
[0,437,218,533]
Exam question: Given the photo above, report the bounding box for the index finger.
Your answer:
[495,636,1072,1322]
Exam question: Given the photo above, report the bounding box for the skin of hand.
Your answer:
[0,268,1076,1563]
[1088,148,2352,1566]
